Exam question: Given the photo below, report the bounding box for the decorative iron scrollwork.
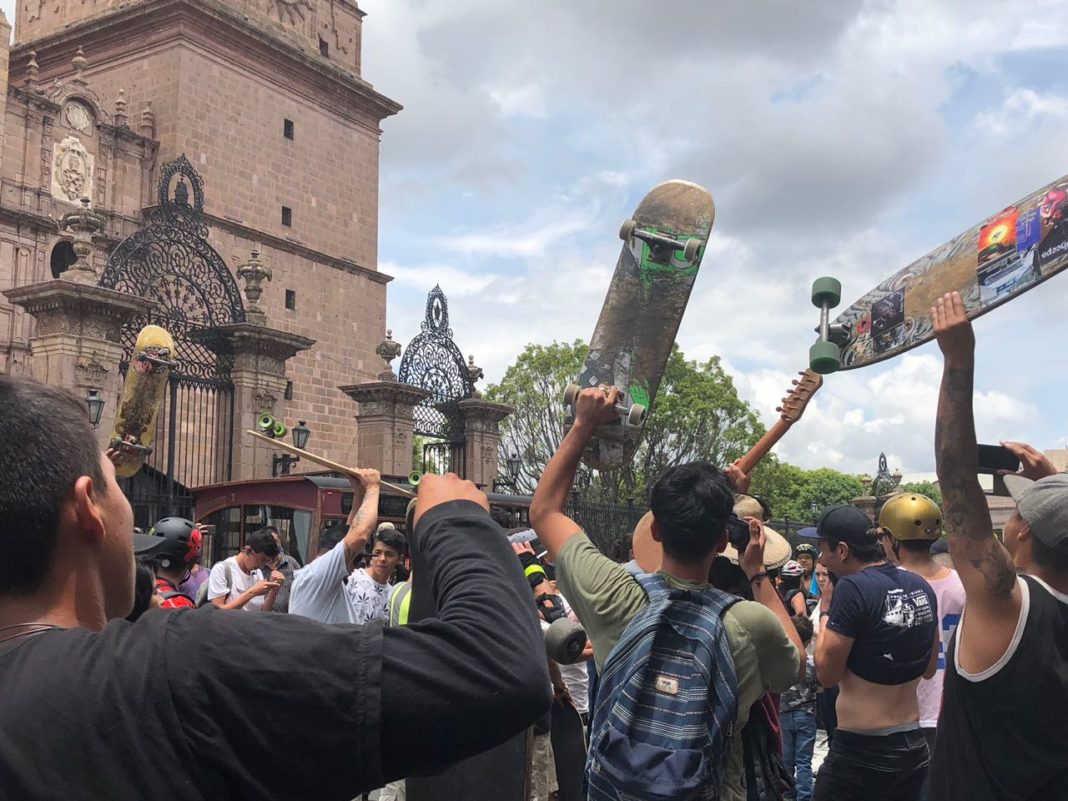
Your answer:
[398,285,475,443]
[99,155,244,381]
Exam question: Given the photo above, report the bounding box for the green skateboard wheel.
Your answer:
[811,277,842,309]
[810,340,842,374]
[272,420,288,438]
[257,413,275,433]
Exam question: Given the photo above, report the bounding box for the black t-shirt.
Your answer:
[826,562,937,685]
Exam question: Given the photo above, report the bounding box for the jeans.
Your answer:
[918,728,936,801]
[781,708,816,801]
[813,728,929,801]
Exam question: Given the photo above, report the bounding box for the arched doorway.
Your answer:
[99,155,245,525]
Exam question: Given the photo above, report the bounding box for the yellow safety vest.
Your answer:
[389,581,412,627]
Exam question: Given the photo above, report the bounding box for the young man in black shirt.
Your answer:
[928,292,1068,801]
[0,375,550,800]
[806,505,939,801]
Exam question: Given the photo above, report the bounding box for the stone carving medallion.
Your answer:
[65,101,92,133]
[51,137,95,203]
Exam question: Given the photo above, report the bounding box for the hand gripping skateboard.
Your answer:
[808,173,1068,373]
[565,180,715,469]
[108,325,177,479]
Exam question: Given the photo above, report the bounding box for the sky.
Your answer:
[357,0,1068,481]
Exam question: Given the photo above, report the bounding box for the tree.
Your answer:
[749,462,865,522]
[485,341,766,500]
[898,480,942,508]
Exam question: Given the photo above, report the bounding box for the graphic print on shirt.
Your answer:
[937,613,961,670]
[882,587,935,628]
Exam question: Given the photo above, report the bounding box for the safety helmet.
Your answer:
[878,493,942,541]
[780,559,805,577]
[147,517,203,570]
[795,542,818,558]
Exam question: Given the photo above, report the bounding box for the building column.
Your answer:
[339,381,431,478]
[212,323,315,481]
[4,279,154,445]
[457,397,513,489]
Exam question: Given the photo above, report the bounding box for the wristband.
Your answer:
[820,611,830,618]
[524,563,547,581]
[748,571,768,585]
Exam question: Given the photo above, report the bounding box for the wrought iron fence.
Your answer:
[564,497,646,560]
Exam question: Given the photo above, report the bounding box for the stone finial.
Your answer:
[58,196,106,284]
[236,246,272,325]
[467,354,484,397]
[114,89,128,128]
[138,101,155,138]
[26,51,40,94]
[71,47,87,82]
[375,329,402,381]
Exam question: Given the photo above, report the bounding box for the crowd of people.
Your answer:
[0,290,1064,801]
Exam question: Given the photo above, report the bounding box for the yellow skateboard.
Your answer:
[109,325,177,478]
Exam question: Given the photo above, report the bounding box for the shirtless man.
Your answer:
[806,505,939,801]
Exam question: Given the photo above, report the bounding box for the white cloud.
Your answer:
[974,89,1068,138]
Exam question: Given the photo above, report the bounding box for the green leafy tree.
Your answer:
[750,463,865,522]
[898,480,942,508]
[485,341,765,500]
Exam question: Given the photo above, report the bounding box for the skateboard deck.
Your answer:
[109,324,176,479]
[549,696,586,801]
[811,173,1068,372]
[567,180,715,469]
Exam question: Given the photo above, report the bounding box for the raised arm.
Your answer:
[530,387,618,562]
[931,293,1021,623]
[343,469,381,571]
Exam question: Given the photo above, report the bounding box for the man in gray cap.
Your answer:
[928,292,1068,801]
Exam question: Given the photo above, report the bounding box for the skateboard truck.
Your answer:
[563,383,647,427]
[256,412,288,439]
[809,276,843,375]
[619,219,702,263]
[135,350,178,370]
[109,436,153,457]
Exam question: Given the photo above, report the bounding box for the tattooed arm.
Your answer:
[931,293,1021,670]
[344,469,381,570]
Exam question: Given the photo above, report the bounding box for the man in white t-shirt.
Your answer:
[289,469,381,624]
[877,492,965,801]
[346,523,406,624]
[207,528,284,611]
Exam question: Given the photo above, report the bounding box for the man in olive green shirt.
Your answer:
[530,386,804,801]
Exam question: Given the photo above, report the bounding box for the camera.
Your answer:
[727,514,751,552]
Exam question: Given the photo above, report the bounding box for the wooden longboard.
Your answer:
[109,325,176,479]
[823,173,1068,370]
[568,180,715,470]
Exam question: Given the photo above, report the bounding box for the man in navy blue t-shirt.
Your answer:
[806,505,939,801]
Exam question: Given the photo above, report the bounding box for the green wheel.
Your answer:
[272,420,288,439]
[811,276,842,309]
[810,340,842,375]
[256,413,275,433]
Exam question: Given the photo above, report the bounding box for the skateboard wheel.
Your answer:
[408,469,423,486]
[563,382,580,406]
[809,341,842,375]
[256,413,275,434]
[682,238,700,261]
[619,218,637,242]
[628,403,647,426]
[811,277,842,309]
[544,618,587,665]
[272,420,288,439]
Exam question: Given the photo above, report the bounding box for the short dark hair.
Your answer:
[0,376,107,598]
[245,529,279,557]
[649,461,735,563]
[779,574,802,591]
[898,539,934,555]
[1031,534,1068,573]
[791,613,814,646]
[374,527,407,556]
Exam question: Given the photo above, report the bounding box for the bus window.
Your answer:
[293,510,312,565]
[201,506,241,564]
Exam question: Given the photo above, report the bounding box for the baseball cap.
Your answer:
[133,531,167,555]
[1003,473,1068,549]
[801,504,877,546]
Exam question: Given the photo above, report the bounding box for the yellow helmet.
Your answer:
[878,493,942,541]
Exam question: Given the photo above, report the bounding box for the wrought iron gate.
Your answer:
[398,286,474,476]
[99,155,244,527]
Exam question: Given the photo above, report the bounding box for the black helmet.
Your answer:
[147,517,203,570]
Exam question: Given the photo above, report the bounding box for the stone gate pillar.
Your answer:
[213,323,315,481]
[457,398,513,489]
[339,381,431,477]
[4,280,155,444]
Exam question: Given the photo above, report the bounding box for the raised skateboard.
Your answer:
[108,324,177,479]
[809,173,1068,373]
[549,695,586,801]
[564,180,715,470]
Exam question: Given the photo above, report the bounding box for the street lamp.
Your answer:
[85,389,105,428]
[494,452,523,492]
[273,421,312,476]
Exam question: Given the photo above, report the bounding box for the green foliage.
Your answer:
[485,341,765,500]
[898,481,942,508]
[750,462,865,522]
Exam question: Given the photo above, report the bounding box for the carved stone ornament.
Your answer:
[254,389,278,413]
[51,137,94,203]
[274,0,312,25]
[74,353,110,386]
[65,101,92,132]
[375,329,402,381]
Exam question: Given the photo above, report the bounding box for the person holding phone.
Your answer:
[928,292,1068,801]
